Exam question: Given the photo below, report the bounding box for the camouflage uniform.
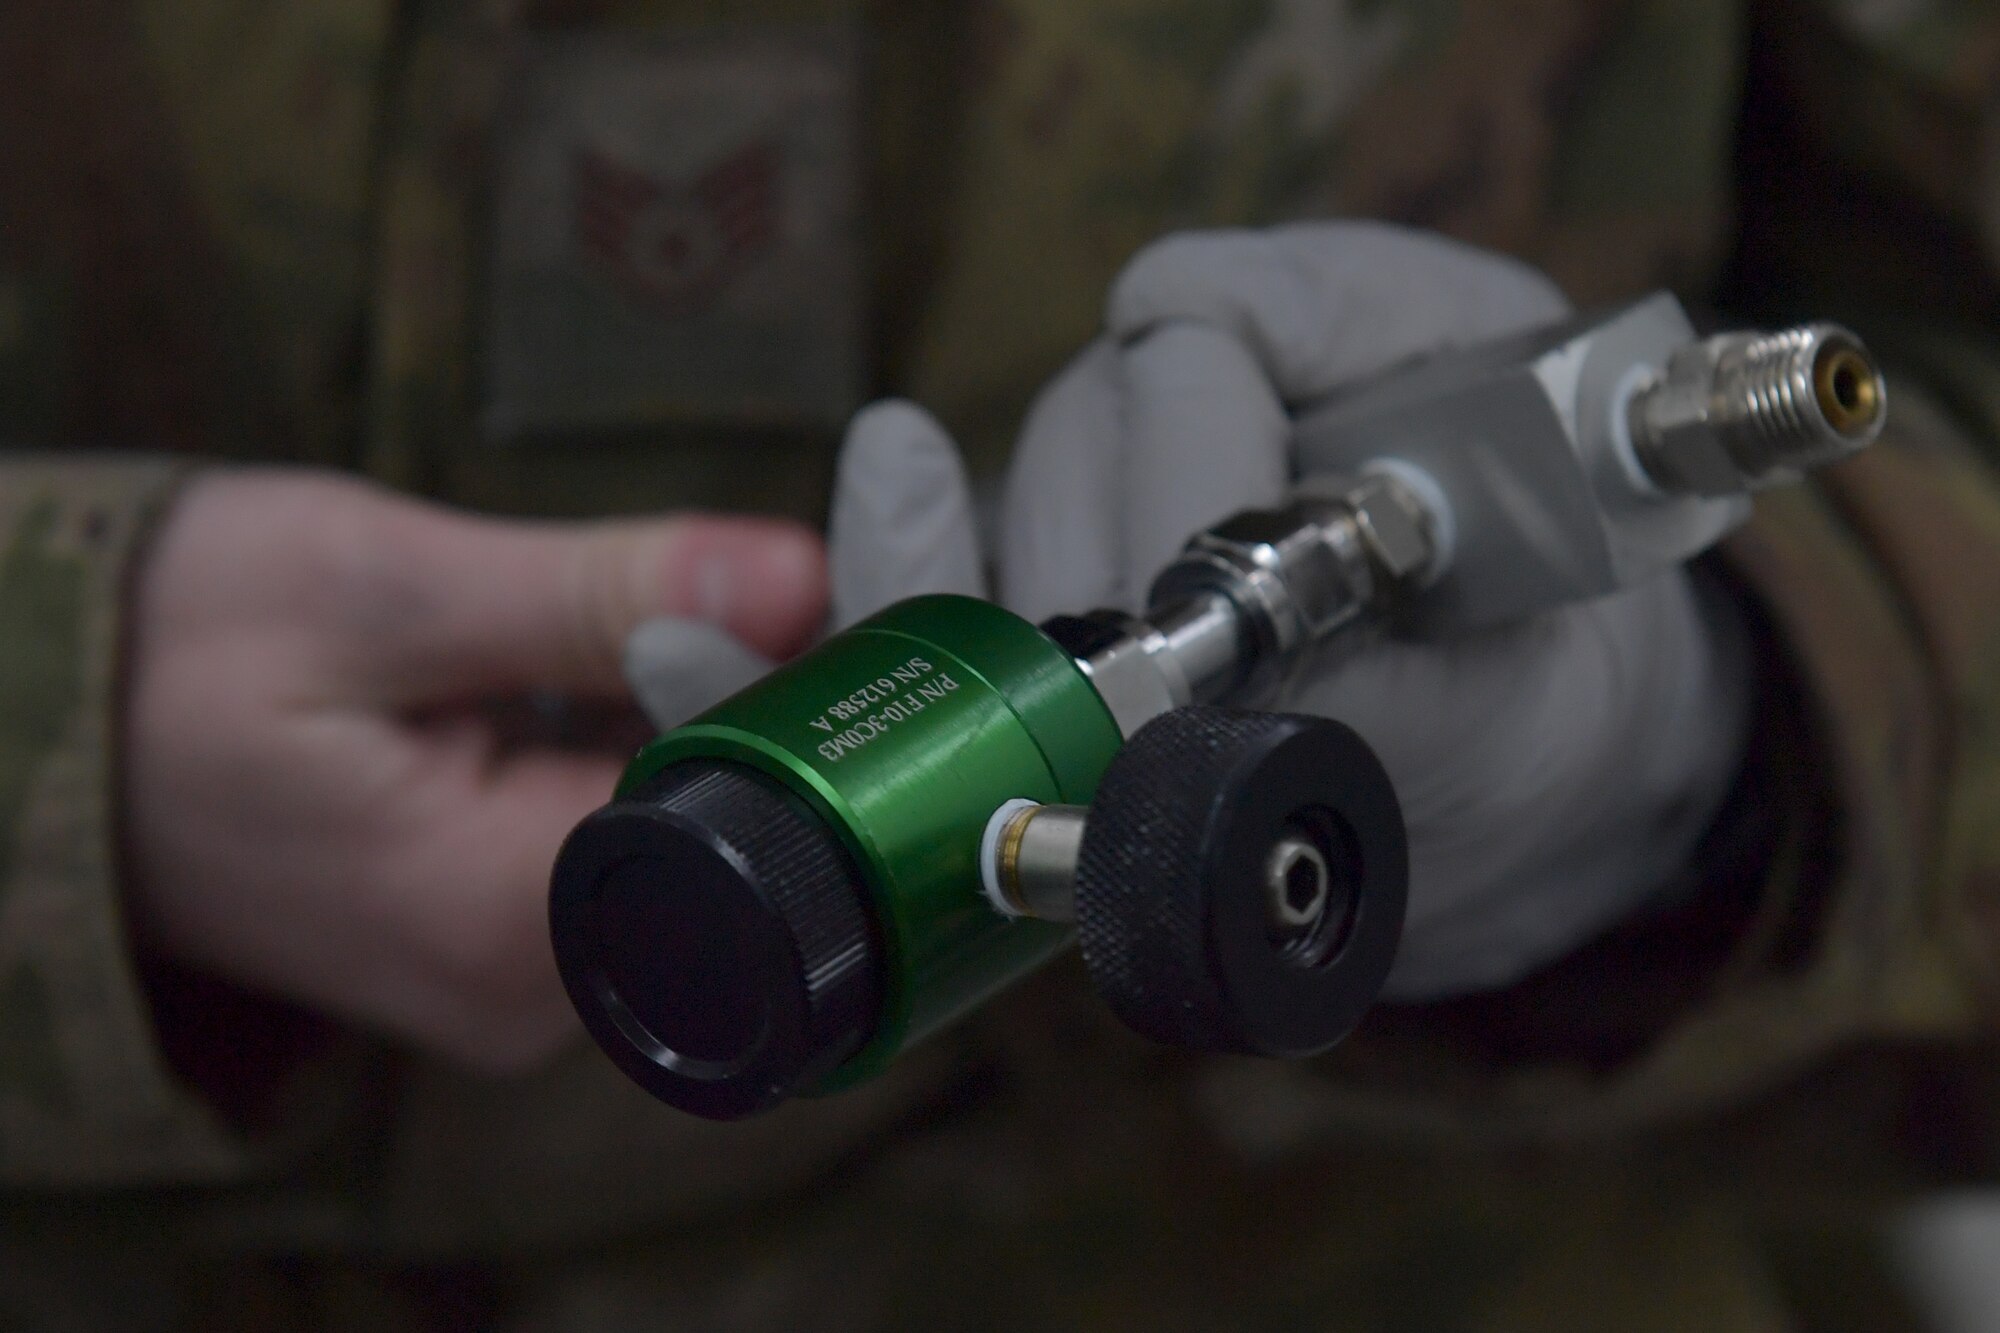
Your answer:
[4,0,2000,1327]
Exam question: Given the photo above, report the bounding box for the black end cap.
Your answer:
[549,762,882,1120]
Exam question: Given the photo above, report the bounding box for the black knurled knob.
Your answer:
[549,761,882,1120]
[1075,707,1407,1058]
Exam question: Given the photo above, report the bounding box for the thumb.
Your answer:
[375,508,827,703]
[828,399,985,629]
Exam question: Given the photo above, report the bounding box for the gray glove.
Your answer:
[622,400,985,729]
[637,222,1754,1001]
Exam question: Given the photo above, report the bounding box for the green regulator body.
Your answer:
[552,595,1123,1115]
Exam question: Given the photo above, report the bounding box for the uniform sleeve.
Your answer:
[1752,0,2000,283]
[0,454,256,1186]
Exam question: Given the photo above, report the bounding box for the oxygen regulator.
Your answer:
[548,293,1887,1119]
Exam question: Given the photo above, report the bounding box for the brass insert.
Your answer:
[996,804,1035,908]
[1813,341,1883,437]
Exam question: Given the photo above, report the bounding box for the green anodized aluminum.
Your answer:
[617,594,1123,1088]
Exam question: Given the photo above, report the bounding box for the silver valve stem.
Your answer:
[1041,467,1447,740]
[979,794,1348,944]
[992,470,1447,925]
[1626,323,1885,497]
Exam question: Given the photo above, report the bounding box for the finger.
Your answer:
[1106,221,1570,404]
[389,742,619,1072]
[1117,321,1292,586]
[623,616,775,730]
[376,510,827,703]
[997,341,1130,620]
[829,400,984,629]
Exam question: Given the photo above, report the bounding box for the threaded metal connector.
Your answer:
[1627,322,1886,497]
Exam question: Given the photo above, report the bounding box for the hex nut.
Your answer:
[1265,835,1329,932]
[1346,474,1436,584]
[1628,342,1742,497]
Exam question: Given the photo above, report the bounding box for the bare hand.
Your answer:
[124,471,826,1073]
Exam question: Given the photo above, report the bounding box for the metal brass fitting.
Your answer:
[1628,323,1885,497]
[1043,471,1444,737]
[1045,609,1193,739]
[1302,469,1441,586]
[1292,294,1887,636]
[980,800,1086,922]
[1163,496,1376,653]
[1146,473,1443,704]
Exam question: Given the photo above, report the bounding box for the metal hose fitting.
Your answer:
[1627,323,1886,497]
[1042,469,1445,738]
[979,800,1086,922]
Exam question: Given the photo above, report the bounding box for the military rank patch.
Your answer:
[483,30,862,445]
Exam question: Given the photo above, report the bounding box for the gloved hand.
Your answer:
[623,404,986,725]
[1001,224,1761,998]
[771,221,1754,1003]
